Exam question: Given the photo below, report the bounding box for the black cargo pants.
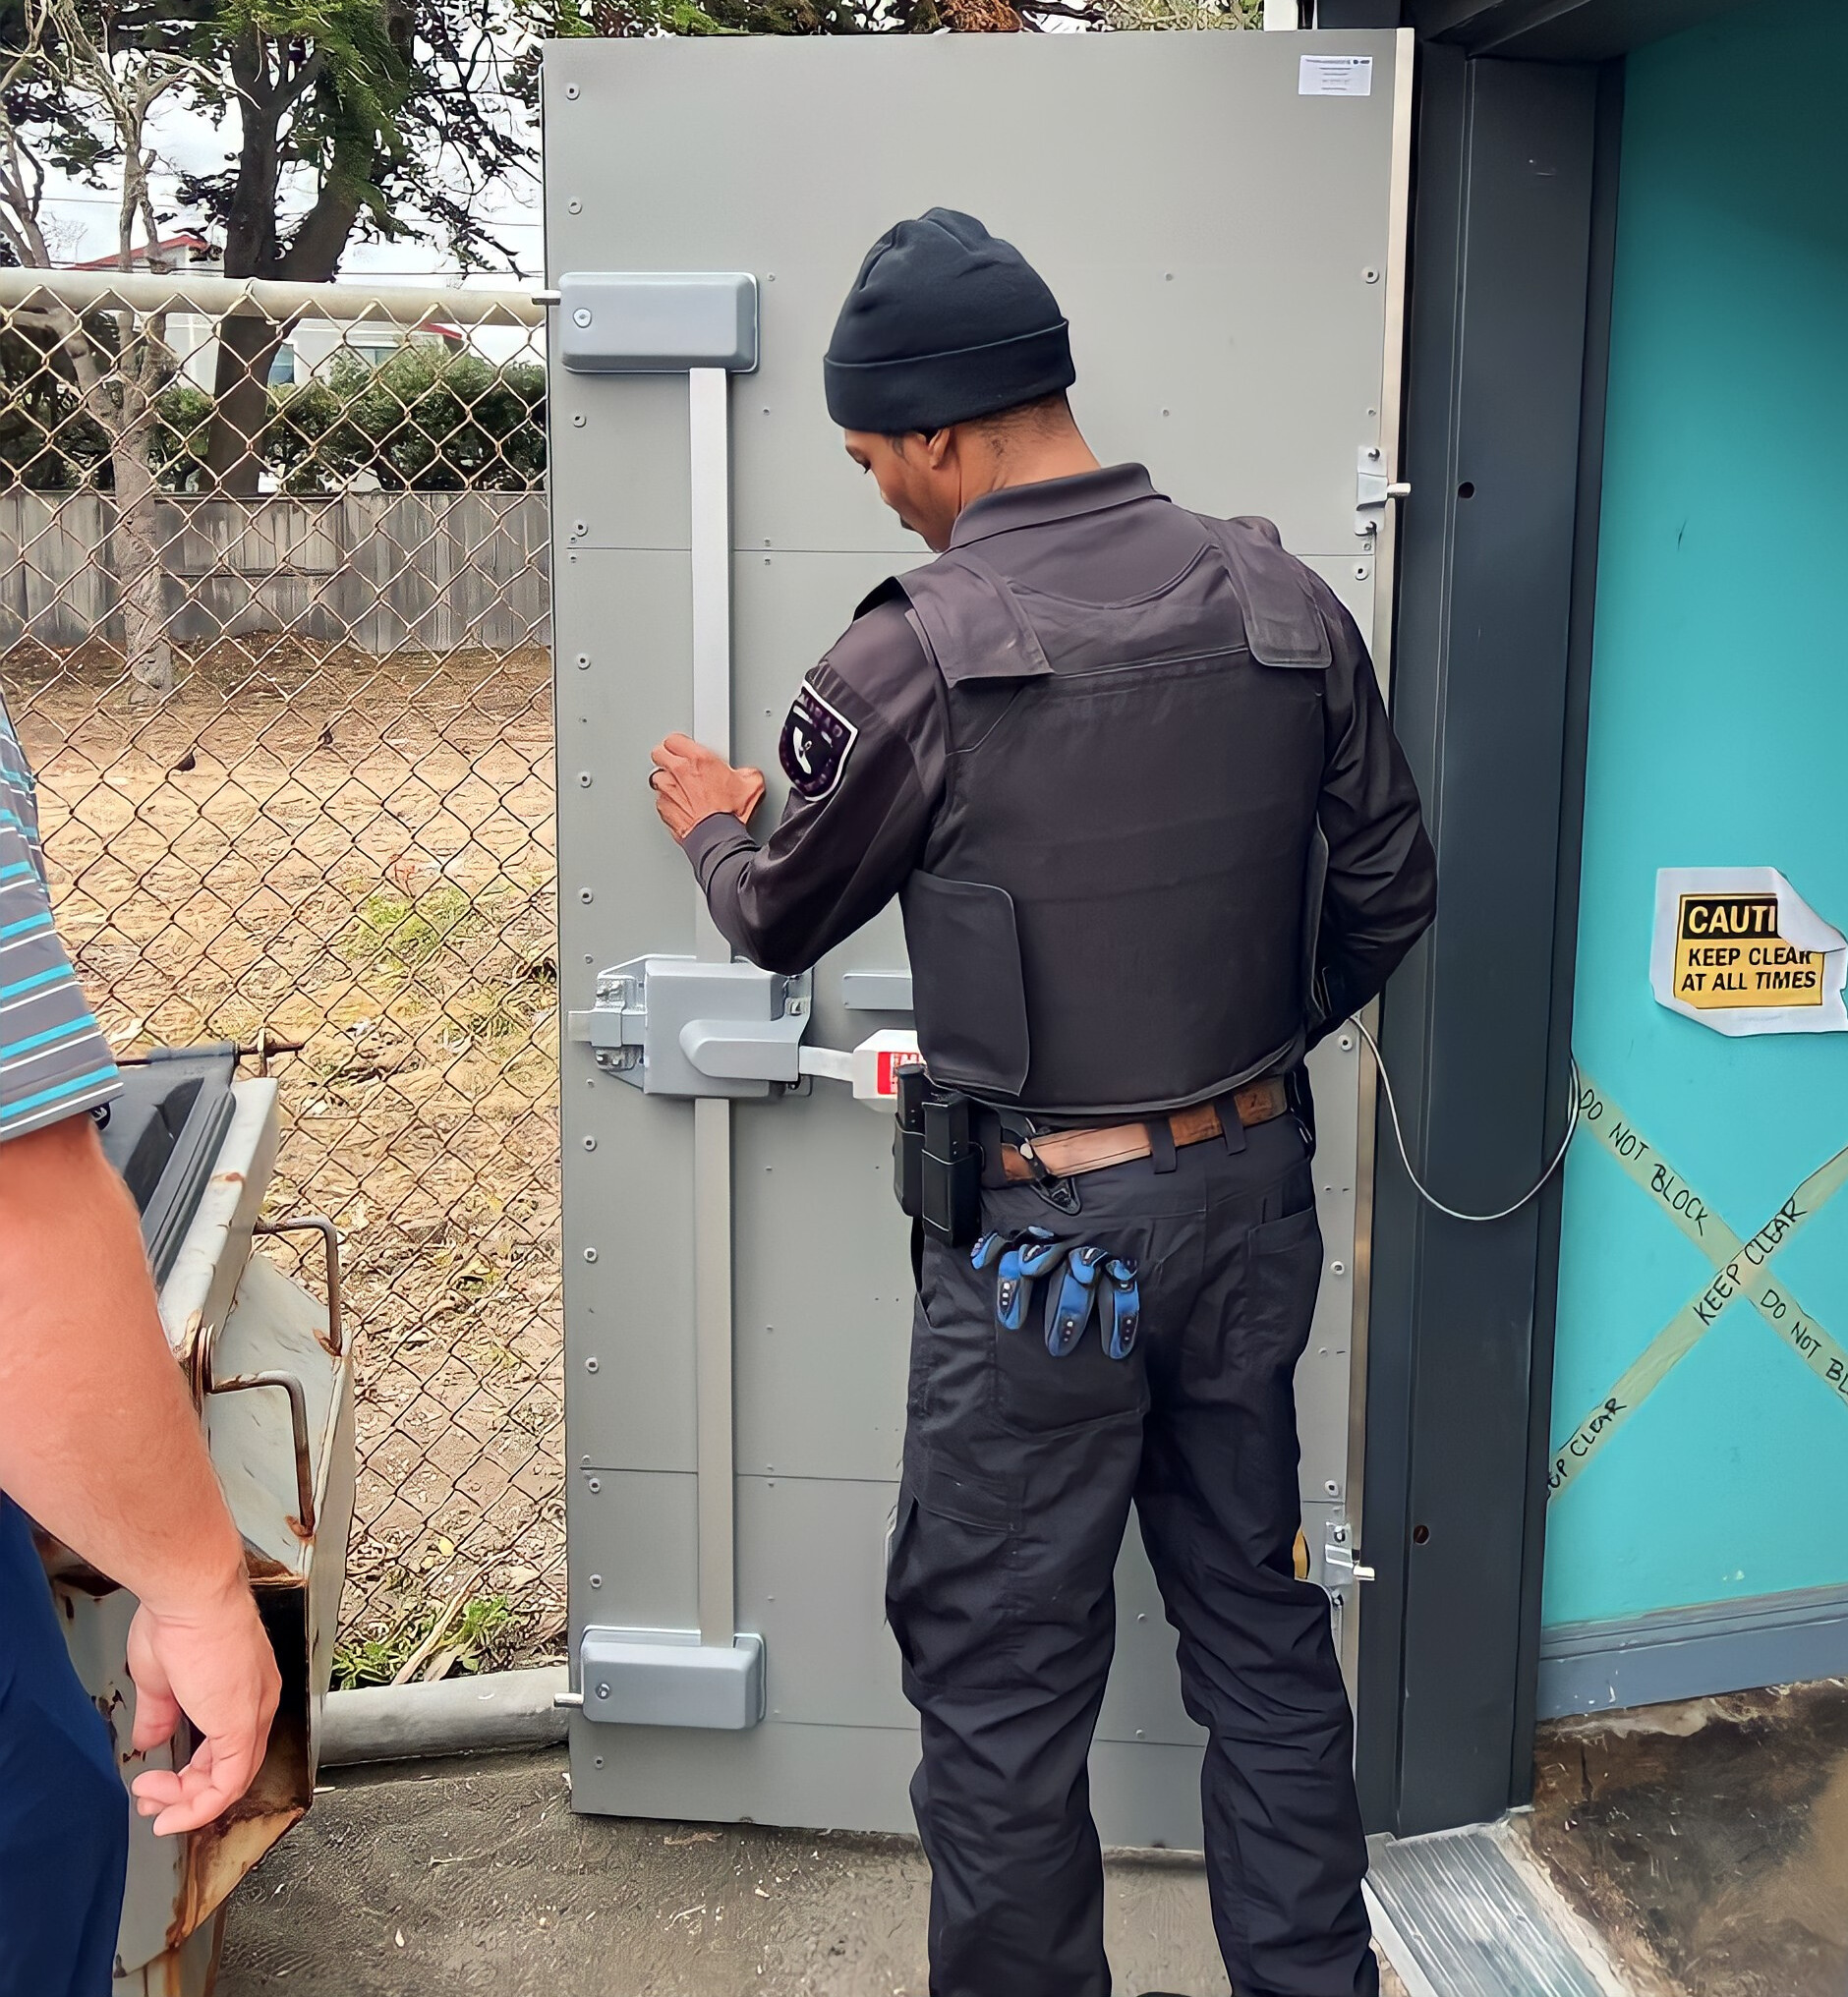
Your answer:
[886,1113,1376,1997]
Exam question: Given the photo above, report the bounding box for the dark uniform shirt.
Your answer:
[683,465,1434,1036]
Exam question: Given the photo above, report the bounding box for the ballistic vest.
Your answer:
[890,511,1333,1117]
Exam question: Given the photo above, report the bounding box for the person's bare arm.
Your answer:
[0,1113,280,1834]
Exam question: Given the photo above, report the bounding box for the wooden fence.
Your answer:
[0,490,550,654]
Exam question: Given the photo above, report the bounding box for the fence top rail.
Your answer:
[0,267,549,330]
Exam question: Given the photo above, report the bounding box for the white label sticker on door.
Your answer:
[1299,55,1373,96]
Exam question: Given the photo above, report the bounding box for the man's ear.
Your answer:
[924,428,954,471]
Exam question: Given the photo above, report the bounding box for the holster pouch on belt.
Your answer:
[894,1062,984,1247]
[924,1094,982,1247]
[893,1061,930,1220]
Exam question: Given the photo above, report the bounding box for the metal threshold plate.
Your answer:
[1365,1825,1612,1997]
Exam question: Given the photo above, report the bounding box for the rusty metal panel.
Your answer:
[50,1076,354,1979]
[204,1252,350,1571]
[48,1582,187,1975]
[156,1079,277,1381]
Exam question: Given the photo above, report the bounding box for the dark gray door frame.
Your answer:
[1355,43,1623,1836]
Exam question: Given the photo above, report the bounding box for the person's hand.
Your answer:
[650,733,766,842]
[125,1577,282,1836]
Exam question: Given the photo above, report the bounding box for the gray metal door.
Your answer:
[548,27,1413,1844]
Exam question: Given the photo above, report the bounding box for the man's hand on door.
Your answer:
[649,732,767,842]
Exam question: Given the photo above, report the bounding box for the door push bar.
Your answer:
[552,273,772,1723]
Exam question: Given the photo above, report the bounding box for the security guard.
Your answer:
[650,210,1436,1997]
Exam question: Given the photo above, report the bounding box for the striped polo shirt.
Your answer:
[0,686,120,1141]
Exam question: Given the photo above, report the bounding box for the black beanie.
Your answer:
[823,209,1075,434]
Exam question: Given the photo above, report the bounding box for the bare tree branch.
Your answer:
[2,0,214,700]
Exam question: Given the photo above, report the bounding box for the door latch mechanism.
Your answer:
[575,955,809,1098]
[559,954,910,1110]
[1322,1516,1376,1589]
[568,956,920,1105]
[1355,444,1411,538]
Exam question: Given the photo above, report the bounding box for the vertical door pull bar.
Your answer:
[558,274,760,1659]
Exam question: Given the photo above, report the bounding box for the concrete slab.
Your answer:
[215,1749,1218,1995]
[216,1748,1409,1996]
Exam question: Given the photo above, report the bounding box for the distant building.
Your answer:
[69,237,464,396]
[68,232,216,274]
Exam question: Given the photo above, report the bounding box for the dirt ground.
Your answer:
[1528,1680,1848,1997]
[5,639,564,1669]
[216,1749,1410,1997]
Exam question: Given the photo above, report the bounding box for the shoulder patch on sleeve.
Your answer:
[779,678,860,802]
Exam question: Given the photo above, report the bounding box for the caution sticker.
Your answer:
[1651,868,1846,1036]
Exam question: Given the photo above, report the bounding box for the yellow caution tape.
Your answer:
[1547,1074,1848,1497]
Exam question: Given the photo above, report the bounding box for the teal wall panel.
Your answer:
[1545,0,1848,1629]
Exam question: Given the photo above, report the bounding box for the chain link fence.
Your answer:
[0,267,562,1682]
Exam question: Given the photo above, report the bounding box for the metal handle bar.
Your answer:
[254,1215,344,1356]
[202,1368,318,1541]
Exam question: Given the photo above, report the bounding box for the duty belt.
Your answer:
[1001,1077,1290,1184]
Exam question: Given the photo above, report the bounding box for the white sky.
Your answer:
[40,79,546,290]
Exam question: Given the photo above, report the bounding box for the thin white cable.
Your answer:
[1351,1016,1581,1225]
